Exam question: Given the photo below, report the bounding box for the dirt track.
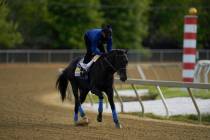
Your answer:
[0,64,210,140]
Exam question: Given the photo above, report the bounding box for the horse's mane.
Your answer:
[109,49,126,54]
[101,49,126,59]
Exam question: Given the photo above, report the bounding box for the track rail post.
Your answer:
[187,88,201,123]
[156,86,169,118]
[131,84,144,117]
[113,87,124,113]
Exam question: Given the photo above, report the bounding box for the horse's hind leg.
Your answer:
[70,81,80,123]
[79,88,89,117]
[70,82,89,126]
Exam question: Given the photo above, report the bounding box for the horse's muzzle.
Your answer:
[120,76,127,82]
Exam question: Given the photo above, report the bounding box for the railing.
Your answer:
[1,49,210,63]
[114,78,210,123]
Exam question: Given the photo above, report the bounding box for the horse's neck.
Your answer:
[104,53,115,65]
[90,54,115,74]
[101,54,116,73]
[89,56,114,85]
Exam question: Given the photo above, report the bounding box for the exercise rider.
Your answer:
[79,25,112,71]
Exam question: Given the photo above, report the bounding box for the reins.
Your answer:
[104,57,117,71]
[103,54,127,72]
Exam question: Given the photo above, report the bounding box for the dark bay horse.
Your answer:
[56,49,128,128]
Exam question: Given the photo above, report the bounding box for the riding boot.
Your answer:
[79,55,100,71]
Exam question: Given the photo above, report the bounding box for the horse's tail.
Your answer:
[56,68,69,102]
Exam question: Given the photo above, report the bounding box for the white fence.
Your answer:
[114,78,210,123]
[1,49,210,63]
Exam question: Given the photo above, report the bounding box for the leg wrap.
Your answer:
[112,109,118,123]
[98,98,103,113]
[74,112,78,122]
[79,105,85,117]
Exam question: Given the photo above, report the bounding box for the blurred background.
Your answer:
[0,0,210,63]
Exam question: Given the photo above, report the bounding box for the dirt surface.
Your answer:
[0,64,210,140]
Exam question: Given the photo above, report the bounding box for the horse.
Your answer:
[56,49,128,128]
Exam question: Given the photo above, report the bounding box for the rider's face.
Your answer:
[102,32,106,38]
[101,31,110,41]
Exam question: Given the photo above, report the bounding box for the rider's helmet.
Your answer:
[101,24,112,40]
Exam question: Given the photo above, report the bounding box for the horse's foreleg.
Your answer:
[79,88,89,117]
[106,89,122,128]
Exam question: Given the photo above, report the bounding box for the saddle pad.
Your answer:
[74,67,81,77]
[74,58,84,77]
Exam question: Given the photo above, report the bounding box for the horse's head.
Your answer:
[108,49,128,82]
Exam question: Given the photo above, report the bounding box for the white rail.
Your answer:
[115,78,210,89]
[114,78,210,123]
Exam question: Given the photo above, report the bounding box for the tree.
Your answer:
[198,0,210,49]
[145,0,210,49]
[47,0,103,49]
[0,1,22,48]
[7,0,55,49]
[100,0,151,50]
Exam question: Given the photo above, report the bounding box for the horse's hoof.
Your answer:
[74,116,89,126]
[82,116,89,124]
[115,123,122,129]
[97,115,102,122]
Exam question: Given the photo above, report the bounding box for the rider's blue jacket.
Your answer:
[85,29,112,55]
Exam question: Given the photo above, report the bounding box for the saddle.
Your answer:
[74,55,100,79]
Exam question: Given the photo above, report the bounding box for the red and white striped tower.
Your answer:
[182,8,198,82]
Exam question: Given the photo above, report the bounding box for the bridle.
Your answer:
[103,54,127,72]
